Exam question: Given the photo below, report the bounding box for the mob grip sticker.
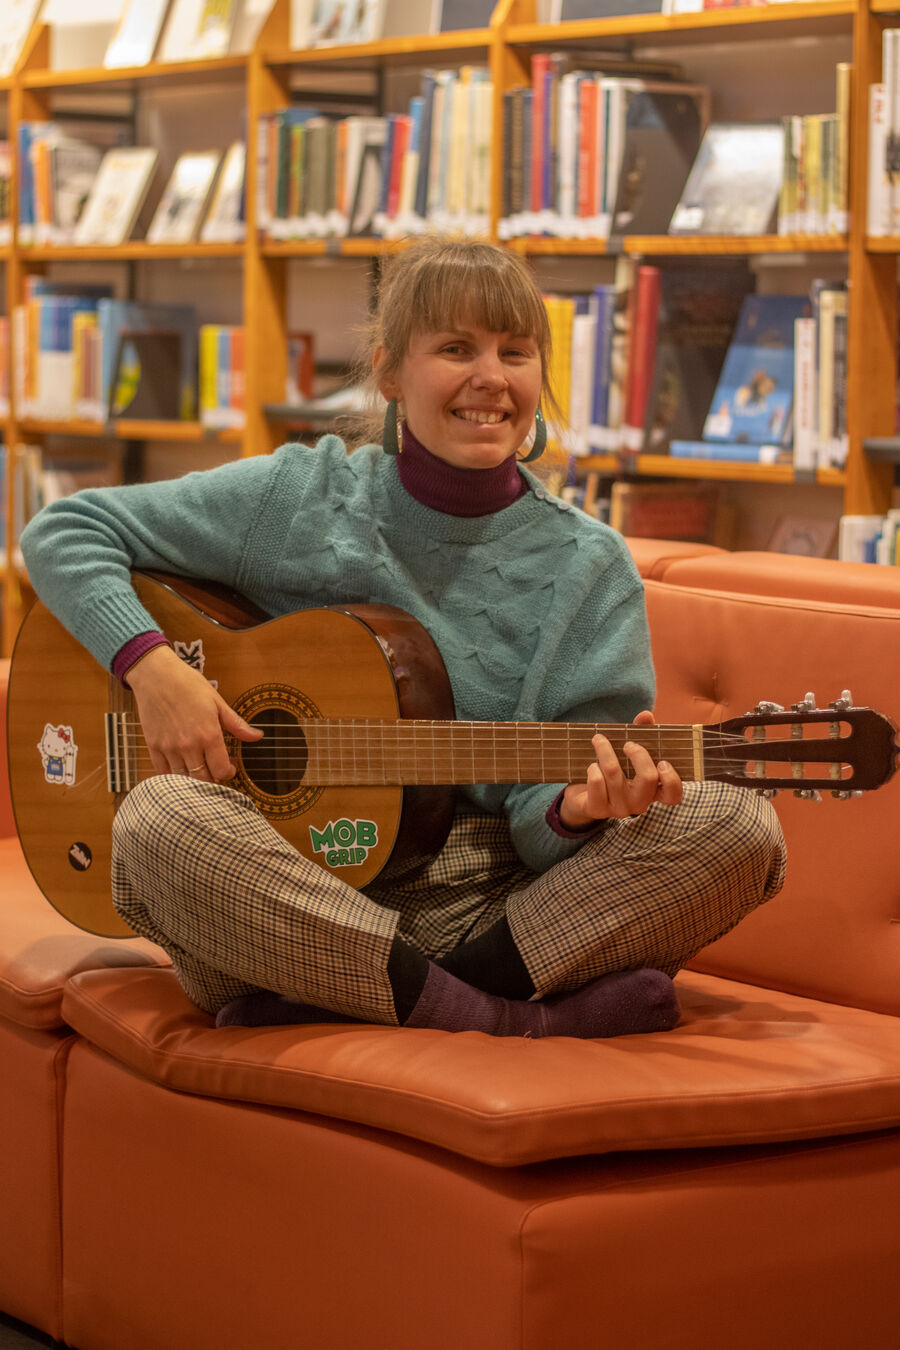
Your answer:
[309,818,378,869]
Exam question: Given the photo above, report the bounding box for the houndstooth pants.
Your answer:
[111,776,786,1024]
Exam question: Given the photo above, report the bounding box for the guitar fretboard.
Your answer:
[297,720,706,785]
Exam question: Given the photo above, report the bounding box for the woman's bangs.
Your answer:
[414,259,548,347]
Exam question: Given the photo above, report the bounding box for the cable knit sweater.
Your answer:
[20,436,655,873]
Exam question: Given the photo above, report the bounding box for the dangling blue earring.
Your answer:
[382,397,401,455]
[519,408,547,463]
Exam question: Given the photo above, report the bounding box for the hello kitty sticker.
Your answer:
[38,723,78,786]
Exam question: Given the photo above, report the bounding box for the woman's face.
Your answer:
[380,322,543,470]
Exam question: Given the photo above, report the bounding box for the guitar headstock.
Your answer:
[713,691,898,798]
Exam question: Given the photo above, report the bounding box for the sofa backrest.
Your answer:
[656,549,900,610]
[644,579,900,1017]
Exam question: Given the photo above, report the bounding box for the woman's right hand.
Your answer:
[125,644,263,782]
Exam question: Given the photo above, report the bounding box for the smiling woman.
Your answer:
[19,234,786,1041]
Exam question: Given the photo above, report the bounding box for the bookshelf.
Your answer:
[1,0,898,655]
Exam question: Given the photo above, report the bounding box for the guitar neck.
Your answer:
[299,720,706,786]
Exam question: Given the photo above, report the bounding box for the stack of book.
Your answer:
[499,57,709,241]
[543,273,851,467]
[778,68,851,237]
[258,67,492,241]
[13,281,199,424]
[838,511,900,564]
[199,325,245,430]
[869,30,900,236]
[2,443,119,566]
[16,132,246,248]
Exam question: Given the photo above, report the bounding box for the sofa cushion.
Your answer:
[0,837,169,1030]
[62,965,900,1166]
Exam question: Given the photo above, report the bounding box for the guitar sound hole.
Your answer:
[241,709,308,796]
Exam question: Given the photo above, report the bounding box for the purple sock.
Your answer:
[215,992,358,1028]
[404,963,680,1038]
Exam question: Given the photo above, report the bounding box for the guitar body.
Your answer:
[8,573,456,936]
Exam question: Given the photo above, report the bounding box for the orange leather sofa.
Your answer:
[2,542,900,1350]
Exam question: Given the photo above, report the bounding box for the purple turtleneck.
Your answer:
[396,421,527,515]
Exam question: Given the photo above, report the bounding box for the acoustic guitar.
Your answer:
[8,571,898,937]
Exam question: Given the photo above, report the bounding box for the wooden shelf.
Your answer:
[511,234,849,257]
[260,237,416,258]
[20,54,247,90]
[20,242,245,262]
[262,29,493,68]
[18,418,244,444]
[863,438,900,463]
[576,453,847,487]
[866,236,900,253]
[507,0,855,48]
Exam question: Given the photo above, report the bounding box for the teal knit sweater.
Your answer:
[20,437,655,873]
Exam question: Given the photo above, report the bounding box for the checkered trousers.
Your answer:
[111,776,785,1021]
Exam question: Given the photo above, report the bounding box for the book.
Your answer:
[381,0,438,37]
[608,480,722,543]
[188,0,238,58]
[869,82,889,237]
[436,0,495,29]
[669,122,784,236]
[104,0,173,68]
[608,83,708,239]
[621,264,661,449]
[838,514,889,563]
[792,315,817,471]
[199,324,245,429]
[309,0,385,44]
[553,0,661,14]
[96,299,198,420]
[669,440,791,463]
[73,147,158,246]
[0,0,41,78]
[147,151,221,243]
[702,294,811,447]
[200,140,245,242]
[642,263,753,454]
[286,332,316,403]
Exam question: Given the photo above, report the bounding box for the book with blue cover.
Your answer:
[700,293,811,447]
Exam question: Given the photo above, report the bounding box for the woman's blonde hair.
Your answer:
[344,236,560,448]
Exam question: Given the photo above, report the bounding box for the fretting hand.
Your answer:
[125,644,263,782]
[558,709,683,828]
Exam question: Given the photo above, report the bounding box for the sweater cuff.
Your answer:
[113,631,171,686]
[545,788,607,840]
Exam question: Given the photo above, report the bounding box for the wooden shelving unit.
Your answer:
[1,0,898,654]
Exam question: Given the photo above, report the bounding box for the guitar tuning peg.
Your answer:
[757,787,780,799]
[792,691,817,713]
[753,700,785,715]
[793,788,823,802]
[830,690,855,711]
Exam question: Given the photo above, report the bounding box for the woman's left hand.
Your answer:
[558,709,683,828]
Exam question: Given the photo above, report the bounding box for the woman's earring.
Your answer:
[519,408,547,463]
[382,397,402,455]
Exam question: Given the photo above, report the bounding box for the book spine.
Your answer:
[530,53,549,219]
[830,300,848,467]
[792,315,817,470]
[816,289,843,459]
[568,310,598,455]
[415,73,436,221]
[606,254,635,441]
[622,264,661,450]
[588,284,615,447]
[888,30,900,234]
[869,82,890,237]
[668,441,787,463]
[231,327,245,426]
[199,325,219,427]
[835,62,851,232]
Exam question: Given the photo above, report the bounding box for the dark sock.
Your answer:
[405,962,680,1039]
[215,993,358,1028]
[435,915,535,999]
[215,936,429,1029]
[387,936,430,1021]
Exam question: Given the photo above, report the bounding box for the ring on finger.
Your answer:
[187,763,206,775]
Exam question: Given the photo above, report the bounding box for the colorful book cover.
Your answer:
[702,294,811,446]
[669,122,784,236]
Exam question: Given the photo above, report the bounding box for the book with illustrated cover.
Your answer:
[609,480,724,544]
[669,122,784,236]
[309,0,385,45]
[97,299,198,420]
[0,0,41,78]
[73,147,158,247]
[701,293,811,447]
[47,137,105,242]
[189,0,238,58]
[147,151,221,243]
[206,138,241,242]
[104,0,173,68]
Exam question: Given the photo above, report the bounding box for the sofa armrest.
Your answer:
[1,660,14,839]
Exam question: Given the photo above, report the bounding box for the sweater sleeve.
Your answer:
[500,578,656,874]
[19,448,299,671]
